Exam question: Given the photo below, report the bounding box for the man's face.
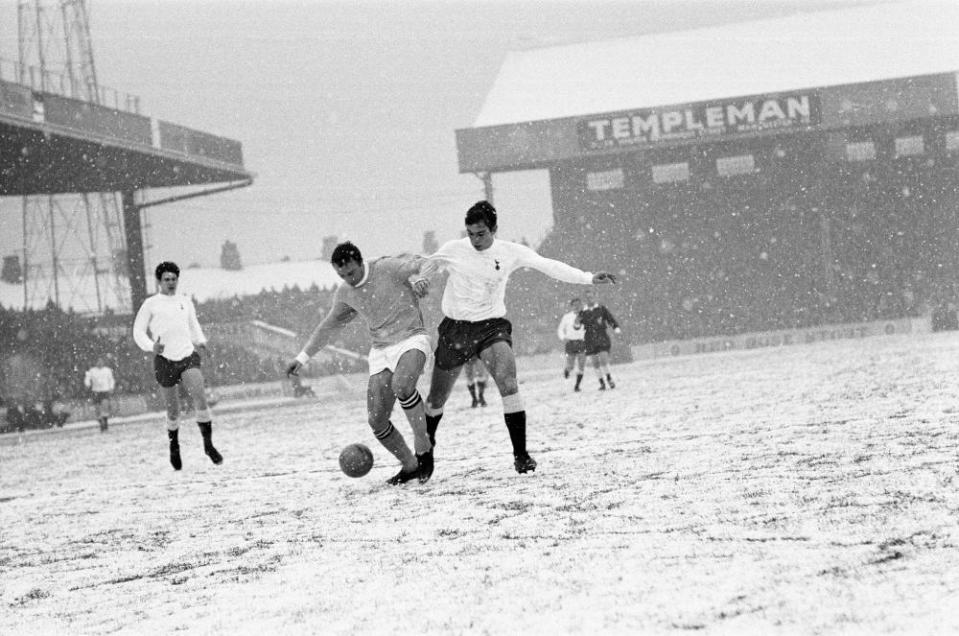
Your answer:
[466,221,495,251]
[584,290,595,305]
[159,272,178,295]
[570,299,582,312]
[334,259,364,287]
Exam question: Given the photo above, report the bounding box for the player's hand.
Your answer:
[410,276,430,298]
[593,272,617,284]
[152,338,165,355]
[286,360,302,376]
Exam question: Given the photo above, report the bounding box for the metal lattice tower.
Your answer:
[17,0,130,314]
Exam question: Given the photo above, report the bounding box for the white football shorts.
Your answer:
[367,333,432,376]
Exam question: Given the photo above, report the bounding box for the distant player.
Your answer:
[464,355,488,408]
[286,242,434,485]
[557,297,586,392]
[579,289,622,390]
[84,356,116,432]
[133,261,223,470]
[416,200,617,474]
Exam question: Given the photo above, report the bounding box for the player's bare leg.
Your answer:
[590,355,606,390]
[182,367,222,465]
[369,371,418,485]
[573,352,586,391]
[425,363,463,447]
[392,349,434,482]
[479,341,536,474]
[598,351,615,388]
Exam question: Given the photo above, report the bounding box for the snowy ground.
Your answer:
[2,331,959,635]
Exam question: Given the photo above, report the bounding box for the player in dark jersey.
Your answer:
[579,289,622,390]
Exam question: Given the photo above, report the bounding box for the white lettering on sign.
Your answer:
[580,93,819,150]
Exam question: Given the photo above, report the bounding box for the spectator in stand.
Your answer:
[84,356,116,432]
[557,297,587,392]
[579,289,622,391]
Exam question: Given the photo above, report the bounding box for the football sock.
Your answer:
[425,408,443,447]
[374,420,417,470]
[502,393,527,456]
[398,391,431,455]
[574,374,583,390]
[467,384,477,401]
[563,368,570,379]
[477,382,486,404]
[168,428,182,470]
[197,421,223,464]
[504,411,527,456]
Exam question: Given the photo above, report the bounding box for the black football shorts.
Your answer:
[154,351,202,388]
[434,317,512,370]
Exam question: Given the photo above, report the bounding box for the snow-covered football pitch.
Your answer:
[3,331,959,635]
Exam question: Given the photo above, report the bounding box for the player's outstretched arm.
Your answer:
[592,272,617,284]
[288,303,355,375]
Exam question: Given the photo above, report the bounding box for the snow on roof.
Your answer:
[0,260,343,314]
[473,1,959,127]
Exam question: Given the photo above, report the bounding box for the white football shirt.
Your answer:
[427,237,593,321]
[132,293,207,361]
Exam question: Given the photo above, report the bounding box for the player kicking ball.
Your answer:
[416,201,617,474]
[286,242,434,485]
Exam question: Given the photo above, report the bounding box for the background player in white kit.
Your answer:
[557,297,587,392]
[133,261,222,471]
[416,201,617,474]
[84,356,116,432]
[286,242,435,485]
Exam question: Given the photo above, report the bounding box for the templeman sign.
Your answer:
[579,92,822,150]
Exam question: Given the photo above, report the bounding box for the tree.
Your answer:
[220,240,243,271]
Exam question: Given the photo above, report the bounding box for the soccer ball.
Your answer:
[339,443,374,478]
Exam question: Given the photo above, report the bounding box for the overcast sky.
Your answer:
[1,0,883,268]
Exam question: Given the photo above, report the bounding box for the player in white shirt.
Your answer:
[557,297,587,392]
[417,201,617,474]
[133,261,222,470]
[84,356,116,432]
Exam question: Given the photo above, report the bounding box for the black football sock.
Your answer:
[504,411,527,456]
[168,428,182,470]
[425,412,443,447]
[574,374,583,390]
[198,421,223,464]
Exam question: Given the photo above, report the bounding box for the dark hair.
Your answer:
[569,298,581,305]
[155,261,180,280]
[331,241,363,266]
[465,200,497,233]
